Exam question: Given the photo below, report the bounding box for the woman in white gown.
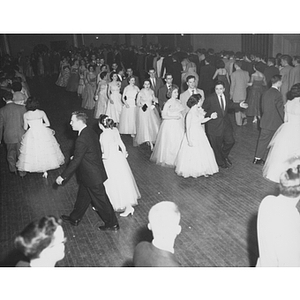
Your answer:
[94,71,108,119]
[134,79,161,150]
[118,77,140,136]
[263,83,300,183]
[99,115,141,217]
[16,97,65,178]
[150,85,185,167]
[175,94,219,178]
[106,72,122,125]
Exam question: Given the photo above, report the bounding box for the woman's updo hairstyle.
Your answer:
[25,97,40,111]
[187,93,201,108]
[289,83,300,100]
[279,162,300,198]
[99,114,115,129]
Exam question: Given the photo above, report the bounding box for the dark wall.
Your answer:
[6,34,74,56]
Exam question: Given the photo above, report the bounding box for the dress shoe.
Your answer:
[219,163,229,169]
[98,224,120,232]
[253,158,265,165]
[18,171,26,177]
[61,215,81,226]
[120,206,134,217]
[225,157,232,166]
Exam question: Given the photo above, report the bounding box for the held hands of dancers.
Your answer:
[239,101,248,109]
[94,95,98,101]
[56,176,64,185]
[210,112,217,119]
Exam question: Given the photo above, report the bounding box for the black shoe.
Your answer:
[253,158,265,165]
[98,224,120,232]
[225,157,232,166]
[61,215,81,226]
[219,163,229,169]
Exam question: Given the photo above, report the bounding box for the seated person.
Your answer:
[14,215,66,267]
[133,201,181,267]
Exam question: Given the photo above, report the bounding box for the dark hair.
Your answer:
[289,83,300,99]
[279,165,300,198]
[14,216,62,260]
[25,97,40,111]
[99,114,114,129]
[164,73,173,79]
[293,56,300,64]
[281,55,292,66]
[110,71,119,81]
[2,90,13,101]
[187,94,201,108]
[271,74,282,84]
[185,75,196,83]
[216,59,225,69]
[12,81,22,92]
[100,71,107,80]
[267,57,276,65]
[234,60,242,68]
[167,84,179,99]
[215,80,225,88]
[72,111,88,124]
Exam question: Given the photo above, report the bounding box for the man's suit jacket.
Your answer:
[133,241,180,267]
[0,102,26,144]
[61,127,107,187]
[148,76,164,97]
[230,69,250,102]
[202,92,240,136]
[289,65,300,87]
[157,84,169,108]
[260,87,284,130]
[180,88,205,114]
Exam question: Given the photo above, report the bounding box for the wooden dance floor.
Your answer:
[0,76,277,267]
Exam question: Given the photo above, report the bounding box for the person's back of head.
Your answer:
[279,161,300,198]
[14,215,65,266]
[148,201,181,241]
[2,90,13,102]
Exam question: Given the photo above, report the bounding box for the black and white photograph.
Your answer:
[1,1,299,299]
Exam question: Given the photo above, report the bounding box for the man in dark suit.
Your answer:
[263,58,279,88]
[253,75,284,165]
[157,73,173,111]
[0,90,26,175]
[147,68,164,98]
[202,81,248,169]
[133,201,181,267]
[56,111,119,231]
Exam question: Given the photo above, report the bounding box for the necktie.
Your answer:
[192,89,195,94]
[153,78,156,89]
[220,95,225,114]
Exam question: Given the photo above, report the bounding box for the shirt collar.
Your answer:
[78,124,87,136]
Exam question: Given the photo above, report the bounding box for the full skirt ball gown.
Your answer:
[100,128,141,211]
[175,129,219,178]
[106,91,123,123]
[17,120,65,173]
[263,99,300,182]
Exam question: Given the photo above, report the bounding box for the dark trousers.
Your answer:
[255,128,276,160]
[70,183,118,226]
[208,131,235,166]
[6,142,21,172]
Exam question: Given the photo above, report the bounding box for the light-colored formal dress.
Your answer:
[263,98,300,182]
[150,98,184,167]
[100,127,141,211]
[256,194,300,267]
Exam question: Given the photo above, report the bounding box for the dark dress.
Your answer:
[246,79,266,117]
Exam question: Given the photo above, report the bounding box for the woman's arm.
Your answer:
[23,114,29,130]
[116,129,127,156]
[212,69,219,80]
[201,112,217,124]
[100,135,110,160]
[41,111,50,127]
[186,112,193,147]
